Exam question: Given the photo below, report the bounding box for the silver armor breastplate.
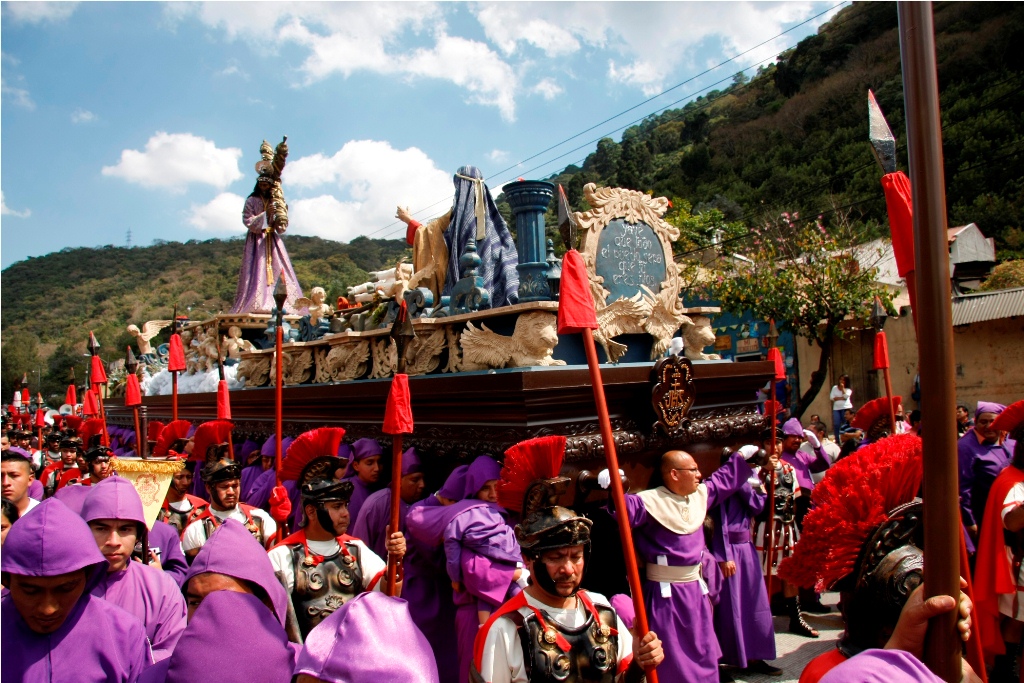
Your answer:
[513,601,620,683]
[289,541,364,637]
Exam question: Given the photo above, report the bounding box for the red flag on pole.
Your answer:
[873,331,891,370]
[167,334,186,373]
[20,388,30,406]
[34,403,46,428]
[82,389,99,417]
[65,384,77,407]
[216,380,232,420]
[766,347,786,381]
[383,374,413,435]
[90,356,108,386]
[556,250,599,334]
[125,374,143,407]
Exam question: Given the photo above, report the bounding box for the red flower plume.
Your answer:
[778,433,922,590]
[498,435,567,513]
[279,427,347,482]
[147,421,166,443]
[850,396,901,431]
[64,415,83,433]
[992,400,1024,439]
[153,420,192,458]
[79,418,106,448]
[189,420,234,462]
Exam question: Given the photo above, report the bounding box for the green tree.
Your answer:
[689,210,893,417]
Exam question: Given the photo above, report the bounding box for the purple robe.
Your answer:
[294,592,439,683]
[143,591,295,683]
[183,518,289,627]
[81,477,187,660]
[28,478,43,501]
[243,436,295,509]
[615,453,750,683]
[239,464,265,504]
[710,477,776,668]
[1,498,151,683]
[149,520,189,587]
[344,475,375,531]
[958,429,1016,528]
[780,442,830,492]
[351,488,409,558]
[53,482,92,515]
[230,194,304,314]
[819,649,942,683]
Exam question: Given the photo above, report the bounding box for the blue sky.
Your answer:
[0,1,844,269]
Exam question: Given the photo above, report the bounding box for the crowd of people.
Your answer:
[0,393,1019,682]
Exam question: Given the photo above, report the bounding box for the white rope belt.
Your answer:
[455,173,487,241]
[646,563,701,583]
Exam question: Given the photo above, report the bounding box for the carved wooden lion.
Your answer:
[681,315,721,361]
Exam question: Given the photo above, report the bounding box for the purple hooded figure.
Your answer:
[819,649,945,683]
[343,438,384,529]
[959,401,1016,533]
[404,465,469,683]
[182,518,290,627]
[148,519,189,587]
[1,498,151,682]
[53,480,93,515]
[244,436,295,509]
[142,591,296,683]
[294,592,439,683]
[81,476,187,661]
[779,416,831,494]
[351,447,425,558]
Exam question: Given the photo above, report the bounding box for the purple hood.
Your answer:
[81,475,149,548]
[463,455,501,500]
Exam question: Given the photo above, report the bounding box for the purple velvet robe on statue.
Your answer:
[615,453,750,683]
[230,194,304,314]
[81,477,188,661]
[294,592,440,683]
[710,476,776,668]
[1,498,151,683]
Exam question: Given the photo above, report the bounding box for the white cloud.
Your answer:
[172,2,519,120]
[188,192,246,233]
[3,1,78,24]
[71,108,96,124]
[531,78,563,100]
[1,191,31,218]
[283,139,452,242]
[1,77,35,110]
[474,5,580,57]
[488,149,509,163]
[217,62,249,80]
[102,132,243,193]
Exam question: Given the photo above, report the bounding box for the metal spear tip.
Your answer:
[125,346,139,374]
[88,331,101,355]
[765,319,779,347]
[389,300,416,343]
[36,393,43,407]
[870,296,888,331]
[868,89,897,175]
[273,271,288,311]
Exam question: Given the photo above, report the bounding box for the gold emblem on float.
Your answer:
[651,356,696,434]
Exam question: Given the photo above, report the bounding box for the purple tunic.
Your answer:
[615,453,750,683]
[819,649,942,683]
[81,477,187,660]
[230,194,304,315]
[53,481,92,515]
[294,592,439,683]
[1,498,151,683]
[780,443,830,492]
[149,520,189,587]
[147,591,295,683]
[710,477,776,668]
[958,429,1016,528]
[28,478,43,500]
[344,475,376,531]
[183,518,289,627]
[351,488,409,558]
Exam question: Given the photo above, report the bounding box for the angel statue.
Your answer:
[127,320,172,363]
[295,287,335,341]
[229,137,306,315]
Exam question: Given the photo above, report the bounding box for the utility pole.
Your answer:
[126,227,132,249]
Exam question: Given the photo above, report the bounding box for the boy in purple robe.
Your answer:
[142,591,296,683]
[709,445,781,675]
[148,519,189,586]
[82,476,187,661]
[243,435,295,508]
[343,437,384,529]
[351,446,427,557]
[605,448,753,683]
[959,401,1016,542]
[1,498,151,682]
[294,592,440,683]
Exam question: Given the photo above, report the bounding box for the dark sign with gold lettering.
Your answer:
[651,356,696,434]
[595,218,667,302]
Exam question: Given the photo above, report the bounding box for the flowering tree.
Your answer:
[688,210,893,417]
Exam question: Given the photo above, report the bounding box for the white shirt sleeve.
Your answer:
[180,520,208,553]
[476,614,526,683]
[250,508,278,545]
[349,539,387,591]
[266,545,296,594]
[1001,483,1024,524]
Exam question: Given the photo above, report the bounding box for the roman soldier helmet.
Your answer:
[60,435,83,453]
[78,418,106,449]
[992,400,1024,464]
[45,431,62,448]
[850,396,903,441]
[153,419,193,458]
[276,428,350,527]
[83,445,114,465]
[778,433,923,656]
[194,420,237,484]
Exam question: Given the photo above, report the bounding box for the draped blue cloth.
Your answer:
[443,166,520,308]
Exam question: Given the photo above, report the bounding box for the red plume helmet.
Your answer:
[78,418,106,448]
[153,420,193,458]
[189,420,234,463]
[64,415,83,433]
[850,396,901,433]
[992,400,1024,441]
[147,421,166,443]
[498,435,567,513]
[778,433,923,591]
[279,427,347,483]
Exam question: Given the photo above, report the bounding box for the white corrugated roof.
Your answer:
[951,287,1024,326]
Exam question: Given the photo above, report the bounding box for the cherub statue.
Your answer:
[681,315,721,361]
[460,312,566,371]
[198,327,222,372]
[223,326,255,364]
[127,320,172,361]
[294,287,334,327]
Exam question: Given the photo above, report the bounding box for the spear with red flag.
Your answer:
[555,188,658,682]
[88,332,110,447]
[168,308,187,422]
[383,300,416,596]
[124,347,145,457]
[65,368,78,414]
[764,325,785,599]
[214,333,234,457]
[272,272,288,542]
[34,393,46,453]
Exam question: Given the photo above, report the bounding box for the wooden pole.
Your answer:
[882,364,898,435]
[386,435,403,596]
[274,322,284,542]
[132,407,143,458]
[171,373,178,421]
[765,383,777,599]
[581,329,658,683]
[898,3,960,679]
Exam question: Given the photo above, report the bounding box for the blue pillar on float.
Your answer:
[502,179,555,302]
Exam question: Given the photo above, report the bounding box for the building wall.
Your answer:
[795,313,1023,433]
